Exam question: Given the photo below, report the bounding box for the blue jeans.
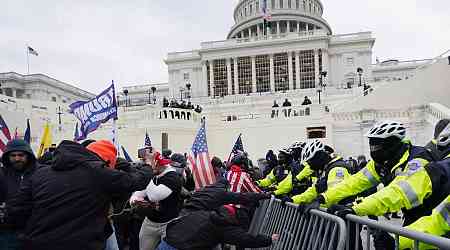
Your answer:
[156,240,178,250]
[0,231,22,250]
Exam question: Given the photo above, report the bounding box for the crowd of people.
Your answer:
[162,98,202,113]
[272,96,312,108]
[1,118,450,250]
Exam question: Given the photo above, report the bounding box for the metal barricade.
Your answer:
[250,198,347,250]
[346,214,450,250]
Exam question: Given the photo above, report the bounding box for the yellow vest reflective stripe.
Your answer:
[391,149,410,173]
[436,201,450,226]
[446,153,450,159]
[361,167,379,186]
[397,180,420,208]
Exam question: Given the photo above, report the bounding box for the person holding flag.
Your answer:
[187,119,216,189]
[0,114,12,156]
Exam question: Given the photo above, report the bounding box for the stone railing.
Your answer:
[424,103,450,123]
[166,50,201,61]
[159,107,202,122]
[329,32,373,43]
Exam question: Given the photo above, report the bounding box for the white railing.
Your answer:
[166,50,200,61]
[329,31,373,42]
[425,103,450,123]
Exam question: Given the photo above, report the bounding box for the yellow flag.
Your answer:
[37,122,52,158]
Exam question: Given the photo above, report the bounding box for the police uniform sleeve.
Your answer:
[327,167,350,189]
[292,185,318,205]
[323,160,381,207]
[257,169,276,188]
[352,159,433,216]
[295,162,313,182]
[273,173,292,196]
[399,195,450,250]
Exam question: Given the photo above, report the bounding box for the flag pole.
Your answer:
[26,45,30,74]
[111,80,120,156]
[226,133,242,164]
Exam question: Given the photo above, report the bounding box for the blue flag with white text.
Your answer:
[69,84,117,139]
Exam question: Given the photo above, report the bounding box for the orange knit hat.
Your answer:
[87,140,117,169]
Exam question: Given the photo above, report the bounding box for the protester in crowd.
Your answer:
[226,152,261,194]
[112,158,154,250]
[161,149,172,159]
[130,151,183,250]
[162,97,169,108]
[323,121,435,226]
[170,153,195,200]
[194,105,202,113]
[282,98,292,107]
[211,156,226,179]
[301,96,312,105]
[347,157,358,174]
[0,139,37,249]
[157,178,275,250]
[7,140,152,250]
[272,100,279,108]
[186,102,194,109]
[158,205,279,250]
[37,144,56,166]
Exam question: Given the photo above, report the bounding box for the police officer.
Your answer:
[257,148,293,197]
[323,121,435,226]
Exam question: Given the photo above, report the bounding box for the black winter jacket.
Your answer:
[165,209,272,250]
[0,139,37,232]
[7,140,152,250]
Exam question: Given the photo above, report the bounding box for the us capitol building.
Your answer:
[1,0,449,159]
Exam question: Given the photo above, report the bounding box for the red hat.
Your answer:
[87,140,117,169]
[223,205,236,217]
[154,151,172,166]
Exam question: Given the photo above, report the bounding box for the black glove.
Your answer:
[315,178,328,193]
[328,204,355,218]
[373,230,395,250]
[303,199,321,214]
[281,197,293,207]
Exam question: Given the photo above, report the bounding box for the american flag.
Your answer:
[27,46,38,56]
[227,134,244,163]
[188,119,216,189]
[261,0,272,20]
[145,131,152,147]
[0,114,12,155]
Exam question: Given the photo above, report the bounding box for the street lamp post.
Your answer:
[56,106,63,131]
[123,89,129,107]
[357,67,364,87]
[185,83,191,102]
[317,71,327,105]
[151,86,157,104]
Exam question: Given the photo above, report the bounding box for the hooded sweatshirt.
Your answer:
[7,140,152,250]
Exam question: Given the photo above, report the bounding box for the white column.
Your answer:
[269,54,275,92]
[234,57,239,94]
[251,56,257,93]
[11,88,17,98]
[295,51,301,89]
[226,58,233,95]
[202,61,208,95]
[288,52,293,90]
[209,60,215,97]
[322,49,329,86]
[257,24,261,37]
[277,21,280,35]
[287,21,291,33]
[314,49,319,88]
[248,28,252,37]
[306,23,309,31]
[296,21,300,33]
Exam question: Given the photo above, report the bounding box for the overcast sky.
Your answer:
[1,0,449,93]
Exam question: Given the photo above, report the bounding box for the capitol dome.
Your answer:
[228,0,332,39]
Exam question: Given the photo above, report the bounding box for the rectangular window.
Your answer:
[255,55,270,93]
[307,127,326,139]
[231,59,235,94]
[213,59,228,97]
[299,50,315,89]
[274,53,288,91]
[346,57,354,66]
[272,0,276,9]
[296,0,300,9]
[279,0,284,8]
[288,0,292,8]
[250,4,253,14]
[237,57,252,94]
[183,72,190,81]
[256,1,260,12]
